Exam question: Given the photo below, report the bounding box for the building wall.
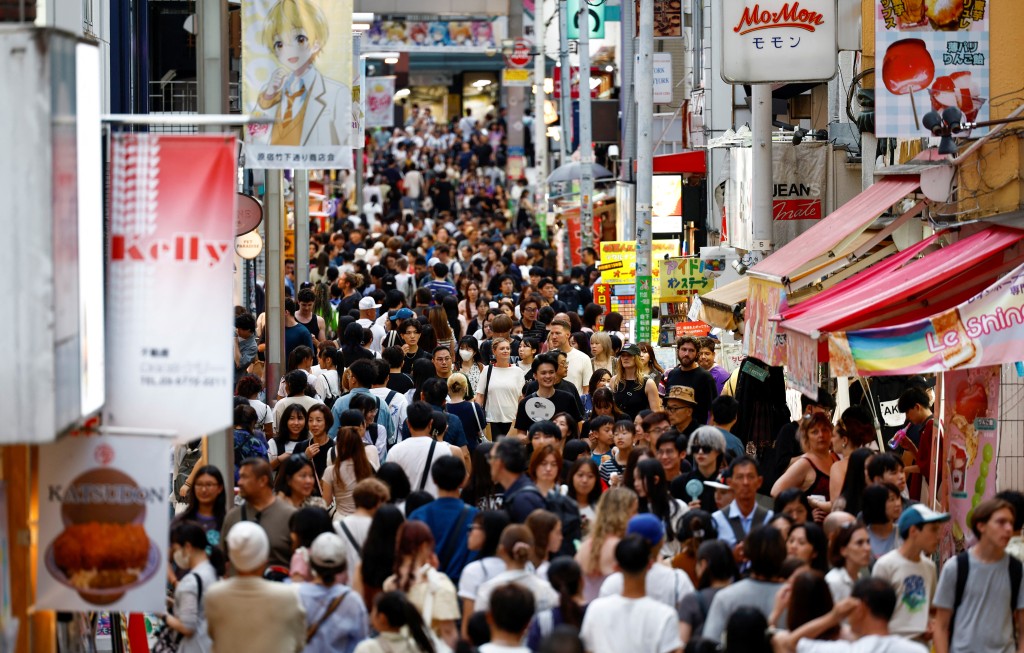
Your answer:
[998,364,1024,493]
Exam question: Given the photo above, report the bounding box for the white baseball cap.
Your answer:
[358,296,381,310]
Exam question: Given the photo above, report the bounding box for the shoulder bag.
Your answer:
[480,365,493,442]
[306,587,350,643]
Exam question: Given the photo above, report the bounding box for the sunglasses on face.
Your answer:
[693,445,716,454]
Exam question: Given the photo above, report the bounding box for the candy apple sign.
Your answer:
[721,0,837,83]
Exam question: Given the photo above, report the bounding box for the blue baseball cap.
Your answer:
[627,514,665,547]
[897,504,950,538]
[390,308,415,321]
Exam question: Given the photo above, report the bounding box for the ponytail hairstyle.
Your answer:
[374,591,436,653]
[546,557,584,629]
[498,524,535,569]
[170,520,226,577]
[525,509,561,568]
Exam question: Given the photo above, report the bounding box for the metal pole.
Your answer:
[265,172,285,406]
[751,84,774,257]
[295,169,310,286]
[635,0,655,344]
[558,0,573,163]
[354,32,364,215]
[578,0,594,250]
[534,0,549,241]
[196,0,228,127]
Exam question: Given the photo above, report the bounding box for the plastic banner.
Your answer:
[364,17,506,53]
[104,134,236,439]
[365,76,395,128]
[942,366,1000,551]
[743,277,787,366]
[599,240,680,285]
[874,0,989,138]
[36,436,170,612]
[828,261,1024,377]
[659,257,713,302]
[242,0,354,168]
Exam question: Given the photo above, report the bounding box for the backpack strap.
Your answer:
[338,521,361,560]
[418,439,438,491]
[306,587,350,643]
[951,551,970,645]
[438,505,472,574]
[386,390,397,405]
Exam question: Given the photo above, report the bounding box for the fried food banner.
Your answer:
[104,134,237,440]
[242,0,355,168]
[37,436,170,612]
[941,366,999,553]
[874,0,989,137]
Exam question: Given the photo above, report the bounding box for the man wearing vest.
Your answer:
[710,456,773,550]
[933,498,1024,653]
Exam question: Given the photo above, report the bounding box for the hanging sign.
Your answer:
[567,0,605,38]
[721,0,838,83]
[235,193,263,235]
[659,257,713,301]
[874,0,989,138]
[104,134,237,439]
[37,436,171,612]
[242,0,354,169]
[637,0,684,38]
[364,17,506,53]
[365,76,396,128]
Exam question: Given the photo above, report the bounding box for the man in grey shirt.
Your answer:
[703,524,786,643]
[934,498,1024,653]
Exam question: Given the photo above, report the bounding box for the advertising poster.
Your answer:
[599,240,680,285]
[242,0,354,168]
[942,366,1000,551]
[104,135,236,439]
[743,277,787,365]
[352,50,365,142]
[565,207,603,266]
[659,257,713,301]
[364,17,505,53]
[365,76,396,128]
[828,261,1024,377]
[874,0,989,137]
[637,0,683,38]
[36,436,170,612]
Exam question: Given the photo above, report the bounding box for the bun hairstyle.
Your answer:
[447,372,469,397]
[499,524,535,566]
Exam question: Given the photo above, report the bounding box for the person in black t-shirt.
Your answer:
[381,345,416,394]
[514,354,583,437]
[662,336,718,424]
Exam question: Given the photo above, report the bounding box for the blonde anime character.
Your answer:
[257,0,350,146]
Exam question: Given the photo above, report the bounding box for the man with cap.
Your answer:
[872,504,949,642]
[205,522,306,653]
[664,386,701,440]
[296,532,369,653]
[662,336,717,424]
[356,296,386,353]
[221,458,296,570]
[598,513,695,638]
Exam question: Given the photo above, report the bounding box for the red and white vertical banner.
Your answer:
[104,134,237,439]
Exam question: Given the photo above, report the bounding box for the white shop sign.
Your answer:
[721,0,838,83]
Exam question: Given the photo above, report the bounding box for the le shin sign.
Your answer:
[721,0,837,83]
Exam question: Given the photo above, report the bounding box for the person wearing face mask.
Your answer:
[165,521,226,653]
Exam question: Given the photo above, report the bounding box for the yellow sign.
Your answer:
[502,68,533,87]
[658,257,713,301]
[284,228,295,259]
[599,240,679,303]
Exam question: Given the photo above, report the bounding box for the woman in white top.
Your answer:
[475,525,559,615]
[824,522,872,604]
[166,521,223,653]
[458,510,511,639]
[354,591,440,653]
[314,348,342,404]
[473,337,525,439]
[321,426,379,518]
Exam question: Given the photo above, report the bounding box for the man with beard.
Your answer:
[662,336,717,425]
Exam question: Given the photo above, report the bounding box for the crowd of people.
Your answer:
[163,108,1024,653]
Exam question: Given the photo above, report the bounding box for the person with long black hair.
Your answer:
[269,403,311,473]
[356,504,405,609]
[633,458,689,557]
[458,510,512,638]
[173,465,227,541]
[680,539,737,645]
[526,557,587,650]
[353,591,437,653]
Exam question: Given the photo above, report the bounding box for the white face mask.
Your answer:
[459,349,475,362]
[173,548,192,570]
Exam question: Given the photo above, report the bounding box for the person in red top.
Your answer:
[897,387,936,502]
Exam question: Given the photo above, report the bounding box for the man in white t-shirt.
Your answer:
[479,584,535,653]
[771,578,927,653]
[547,318,593,396]
[581,534,683,653]
[872,504,948,641]
[384,401,454,497]
[356,296,386,353]
[599,514,695,637]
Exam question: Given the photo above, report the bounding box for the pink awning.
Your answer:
[749,175,920,282]
[778,225,1024,338]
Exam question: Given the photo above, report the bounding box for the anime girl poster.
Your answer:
[242,0,354,168]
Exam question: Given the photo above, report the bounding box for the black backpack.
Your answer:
[504,485,582,557]
[950,551,1023,645]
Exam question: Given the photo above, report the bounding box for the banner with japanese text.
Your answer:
[828,261,1024,377]
[658,257,713,301]
[743,277,787,366]
[242,0,354,168]
[37,436,171,612]
[104,134,236,439]
[365,76,396,128]
[941,366,1000,553]
[874,0,989,137]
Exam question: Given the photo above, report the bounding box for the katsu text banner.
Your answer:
[104,134,236,439]
[37,436,170,612]
[599,240,680,284]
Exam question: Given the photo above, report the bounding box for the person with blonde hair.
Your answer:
[590,332,616,373]
[575,487,639,601]
[255,0,351,148]
[474,524,559,614]
[446,372,487,451]
[771,413,836,521]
